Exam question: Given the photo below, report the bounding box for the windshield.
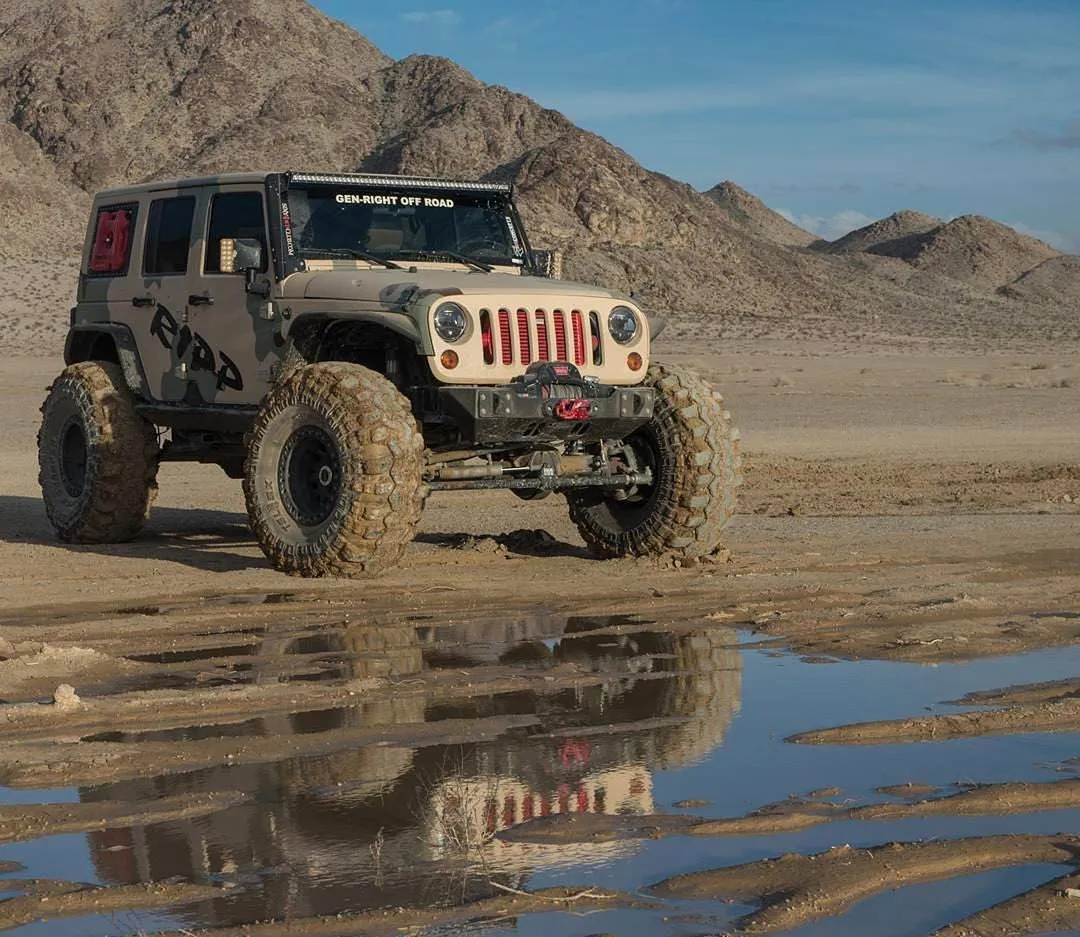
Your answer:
[286,184,525,267]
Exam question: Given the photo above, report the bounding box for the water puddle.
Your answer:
[3,616,1080,935]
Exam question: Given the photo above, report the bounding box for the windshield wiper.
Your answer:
[409,250,493,273]
[301,247,403,270]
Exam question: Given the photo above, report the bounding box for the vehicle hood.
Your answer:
[279,268,628,306]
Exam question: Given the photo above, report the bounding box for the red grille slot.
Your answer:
[571,311,587,366]
[516,309,532,364]
[497,309,513,365]
[480,309,494,364]
[589,311,603,365]
[552,309,568,361]
[535,310,550,361]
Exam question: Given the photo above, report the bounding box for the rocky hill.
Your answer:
[1,0,1078,355]
[905,215,1061,290]
[823,211,942,257]
[704,181,817,247]
[1001,255,1080,306]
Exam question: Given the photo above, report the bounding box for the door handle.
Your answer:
[132,296,154,308]
[188,293,214,306]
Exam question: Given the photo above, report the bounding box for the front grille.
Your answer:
[485,308,592,368]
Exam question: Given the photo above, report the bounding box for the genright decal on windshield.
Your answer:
[334,193,455,208]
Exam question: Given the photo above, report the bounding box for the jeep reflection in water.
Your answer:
[39,172,740,577]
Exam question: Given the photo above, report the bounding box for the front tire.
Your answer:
[568,363,740,559]
[37,361,159,543]
[243,362,425,578]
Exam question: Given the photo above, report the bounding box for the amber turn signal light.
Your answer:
[440,350,460,370]
[627,352,643,371]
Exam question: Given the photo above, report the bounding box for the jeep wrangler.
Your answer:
[39,172,740,577]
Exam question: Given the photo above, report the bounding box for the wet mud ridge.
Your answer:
[4,581,1080,934]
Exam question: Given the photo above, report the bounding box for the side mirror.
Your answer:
[234,237,264,272]
[219,238,269,297]
[219,237,263,274]
[529,248,563,279]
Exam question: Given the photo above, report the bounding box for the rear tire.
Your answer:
[567,362,740,559]
[38,361,159,543]
[243,362,425,577]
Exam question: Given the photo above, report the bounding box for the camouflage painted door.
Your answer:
[137,191,199,401]
[184,187,278,407]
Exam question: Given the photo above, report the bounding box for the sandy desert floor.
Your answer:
[1,337,1080,935]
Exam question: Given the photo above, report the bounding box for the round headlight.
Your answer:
[608,306,639,345]
[433,302,468,343]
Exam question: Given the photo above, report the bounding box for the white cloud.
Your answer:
[399,9,461,26]
[778,209,876,243]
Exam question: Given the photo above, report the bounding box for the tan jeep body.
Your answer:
[42,171,739,576]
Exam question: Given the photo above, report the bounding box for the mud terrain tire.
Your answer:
[244,362,425,578]
[38,361,159,543]
[568,362,740,559]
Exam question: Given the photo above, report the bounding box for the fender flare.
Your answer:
[65,323,153,401]
[285,312,429,359]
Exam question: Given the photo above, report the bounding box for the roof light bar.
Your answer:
[288,172,511,194]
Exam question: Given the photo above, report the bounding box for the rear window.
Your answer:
[143,196,195,276]
[87,204,137,276]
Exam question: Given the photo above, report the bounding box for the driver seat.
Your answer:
[364,214,406,252]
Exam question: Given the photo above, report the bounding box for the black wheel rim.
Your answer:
[586,427,665,531]
[59,418,88,499]
[617,430,659,506]
[279,425,343,527]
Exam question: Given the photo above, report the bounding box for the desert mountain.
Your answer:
[1,0,1078,355]
[904,215,1061,290]
[705,181,817,247]
[821,211,1062,291]
[824,210,943,257]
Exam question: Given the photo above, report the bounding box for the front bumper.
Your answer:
[438,381,655,445]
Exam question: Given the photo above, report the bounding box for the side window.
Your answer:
[143,197,195,276]
[87,204,137,276]
[205,192,268,273]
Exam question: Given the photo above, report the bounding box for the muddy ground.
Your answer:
[1,338,1080,935]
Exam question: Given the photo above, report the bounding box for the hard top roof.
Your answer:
[94,171,513,199]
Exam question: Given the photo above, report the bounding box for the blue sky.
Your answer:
[316,0,1080,250]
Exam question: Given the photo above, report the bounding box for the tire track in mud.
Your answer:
[651,834,1080,934]
[932,868,1080,936]
[0,791,249,844]
[503,778,1080,845]
[0,880,230,931]
[790,675,1080,745]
